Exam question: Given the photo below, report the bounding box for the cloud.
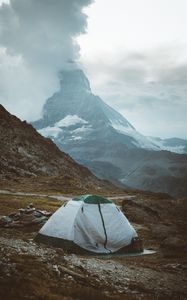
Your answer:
[0,1,186,139]
[83,46,187,138]
[0,0,92,120]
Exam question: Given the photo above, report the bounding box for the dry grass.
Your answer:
[0,194,62,216]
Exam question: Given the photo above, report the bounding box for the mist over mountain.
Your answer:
[32,69,187,198]
[0,0,93,121]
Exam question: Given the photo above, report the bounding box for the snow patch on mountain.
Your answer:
[110,119,159,150]
[72,125,92,134]
[38,126,62,138]
[37,115,91,141]
[148,137,186,154]
[70,136,82,141]
[55,115,88,127]
[109,119,132,132]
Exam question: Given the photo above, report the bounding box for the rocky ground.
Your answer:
[0,191,186,300]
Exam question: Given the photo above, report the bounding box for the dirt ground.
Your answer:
[0,192,186,300]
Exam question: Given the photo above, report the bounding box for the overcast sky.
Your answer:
[0,0,187,138]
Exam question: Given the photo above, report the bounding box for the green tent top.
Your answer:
[72,194,112,204]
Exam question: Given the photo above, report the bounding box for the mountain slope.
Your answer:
[32,69,187,197]
[148,137,187,154]
[0,104,115,193]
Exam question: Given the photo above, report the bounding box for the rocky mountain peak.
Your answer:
[59,69,91,93]
[33,68,137,132]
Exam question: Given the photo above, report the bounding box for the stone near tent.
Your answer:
[0,204,52,228]
[35,194,142,254]
[0,216,12,227]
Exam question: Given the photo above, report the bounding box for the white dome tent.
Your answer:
[35,195,139,254]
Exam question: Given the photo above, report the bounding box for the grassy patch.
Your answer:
[0,194,62,216]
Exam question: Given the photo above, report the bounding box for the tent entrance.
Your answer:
[74,204,111,253]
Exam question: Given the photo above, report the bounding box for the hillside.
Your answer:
[0,104,117,193]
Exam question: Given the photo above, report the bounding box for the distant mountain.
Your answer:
[0,104,114,193]
[33,69,159,151]
[32,69,187,197]
[148,137,187,154]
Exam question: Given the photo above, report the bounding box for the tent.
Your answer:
[35,194,139,254]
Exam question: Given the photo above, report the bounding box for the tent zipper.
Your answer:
[98,203,111,253]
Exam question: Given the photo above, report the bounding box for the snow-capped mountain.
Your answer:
[33,69,158,151]
[32,69,187,197]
